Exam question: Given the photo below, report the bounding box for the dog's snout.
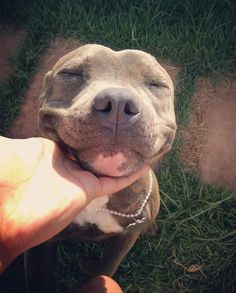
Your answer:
[93,95,138,116]
[93,88,140,125]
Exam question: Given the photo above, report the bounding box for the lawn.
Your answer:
[0,0,235,292]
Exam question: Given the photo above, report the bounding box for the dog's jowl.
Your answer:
[25,44,176,292]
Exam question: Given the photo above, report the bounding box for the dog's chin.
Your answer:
[68,144,144,177]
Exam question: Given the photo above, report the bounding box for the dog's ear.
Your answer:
[39,71,52,103]
[159,63,180,90]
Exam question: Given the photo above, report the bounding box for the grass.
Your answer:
[0,0,236,292]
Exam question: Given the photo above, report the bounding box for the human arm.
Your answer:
[0,136,149,274]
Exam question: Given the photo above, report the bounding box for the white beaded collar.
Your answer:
[101,170,153,232]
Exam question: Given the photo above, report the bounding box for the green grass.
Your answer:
[0,0,236,292]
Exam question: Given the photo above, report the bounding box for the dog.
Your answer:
[24,44,176,292]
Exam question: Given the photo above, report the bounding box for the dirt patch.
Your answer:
[180,78,236,192]
[0,25,26,81]
[8,38,180,139]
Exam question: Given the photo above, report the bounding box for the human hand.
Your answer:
[0,136,149,273]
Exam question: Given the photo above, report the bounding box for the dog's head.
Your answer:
[39,44,176,177]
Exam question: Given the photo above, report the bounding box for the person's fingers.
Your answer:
[41,137,56,153]
[62,162,150,200]
[97,165,150,196]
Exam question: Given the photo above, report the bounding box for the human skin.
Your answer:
[0,136,149,274]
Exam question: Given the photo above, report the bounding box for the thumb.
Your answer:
[96,165,151,197]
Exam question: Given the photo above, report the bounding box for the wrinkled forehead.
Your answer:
[52,45,171,82]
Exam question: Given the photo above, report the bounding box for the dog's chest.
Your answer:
[73,196,124,234]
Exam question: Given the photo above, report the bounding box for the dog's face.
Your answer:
[39,44,176,177]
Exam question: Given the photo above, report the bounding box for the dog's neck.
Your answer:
[101,171,153,232]
[103,171,153,217]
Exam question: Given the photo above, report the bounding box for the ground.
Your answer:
[0,25,26,81]
[180,78,236,192]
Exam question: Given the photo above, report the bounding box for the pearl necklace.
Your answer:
[101,170,153,232]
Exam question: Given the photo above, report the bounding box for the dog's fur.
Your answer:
[25,44,176,292]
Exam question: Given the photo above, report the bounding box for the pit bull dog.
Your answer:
[24,44,176,292]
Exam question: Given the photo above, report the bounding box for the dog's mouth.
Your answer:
[41,116,174,177]
[58,140,144,177]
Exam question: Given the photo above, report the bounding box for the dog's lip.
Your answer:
[52,126,171,166]
[57,139,145,177]
[56,135,164,167]
[57,140,80,163]
[57,139,140,164]
[51,127,168,169]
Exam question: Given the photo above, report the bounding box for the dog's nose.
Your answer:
[93,88,140,125]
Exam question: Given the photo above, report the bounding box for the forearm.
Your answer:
[0,245,15,275]
[0,223,23,274]
[0,136,38,274]
[0,183,21,275]
[0,257,7,275]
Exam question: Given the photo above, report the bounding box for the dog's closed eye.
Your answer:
[148,81,165,88]
[57,68,84,78]
[146,80,168,90]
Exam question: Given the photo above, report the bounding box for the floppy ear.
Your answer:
[160,63,180,90]
[39,71,52,102]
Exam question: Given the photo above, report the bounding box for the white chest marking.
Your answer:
[73,196,124,234]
